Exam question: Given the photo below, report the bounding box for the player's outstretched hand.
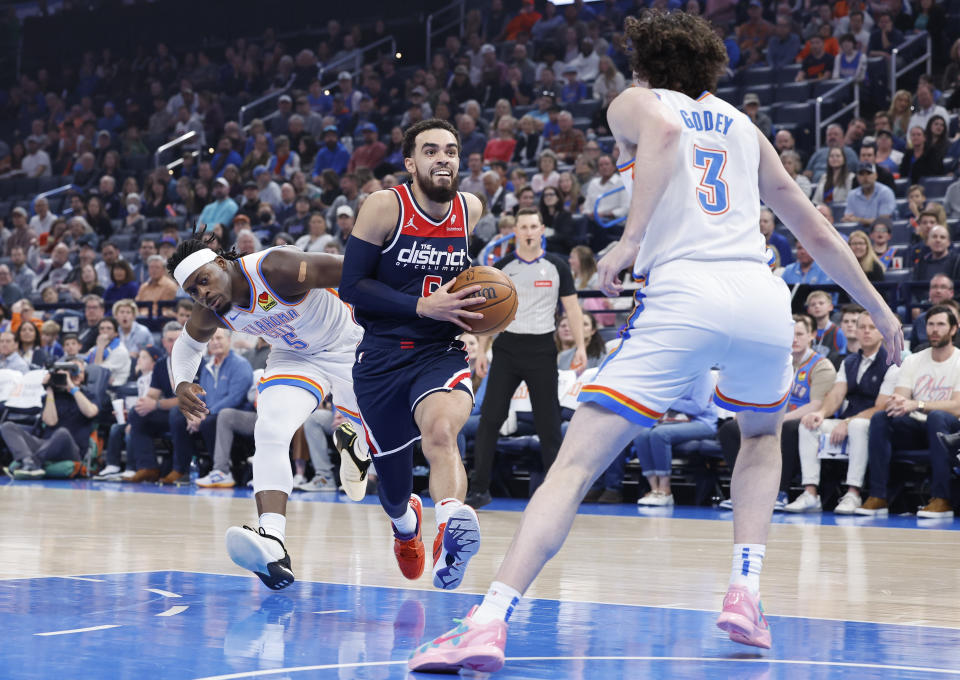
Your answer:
[596,240,637,297]
[176,382,209,420]
[871,306,904,366]
[417,279,486,331]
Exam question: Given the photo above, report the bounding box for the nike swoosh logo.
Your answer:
[228,313,242,321]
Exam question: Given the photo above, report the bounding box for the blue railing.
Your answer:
[592,186,627,228]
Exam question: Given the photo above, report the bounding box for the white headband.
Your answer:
[173,249,217,288]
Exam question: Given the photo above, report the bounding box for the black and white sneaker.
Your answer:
[335,422,371,502]
[225,525,295,590]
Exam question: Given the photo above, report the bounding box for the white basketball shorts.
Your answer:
[579,259,794,425]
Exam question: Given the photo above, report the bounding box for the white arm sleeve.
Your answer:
[170,327,207,388]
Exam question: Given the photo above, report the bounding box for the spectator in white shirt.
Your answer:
[28,197,57,235]
[566,37,600,83]
[21,136,51,178]
[908,84,949,133]
[582,154,628,225]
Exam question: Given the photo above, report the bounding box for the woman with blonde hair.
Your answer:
[592,56,626,102]
[888,89,913,138]
[568,245,598,290]
[847,230,885,281]
[558,171,582,214]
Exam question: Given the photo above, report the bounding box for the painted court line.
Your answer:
[146,588,182,598]
[59,576,104,582]
[172,569,960,632]
[192,655,960,680]
[156,605,189,617]
[35,624,122,637]
[312,609,348,615]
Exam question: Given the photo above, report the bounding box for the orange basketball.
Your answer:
[450,266,518,336]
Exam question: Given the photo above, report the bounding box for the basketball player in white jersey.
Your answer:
[409,10,903,672]
[166,232,372,590]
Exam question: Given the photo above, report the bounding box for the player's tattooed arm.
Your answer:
[260,248,344,297]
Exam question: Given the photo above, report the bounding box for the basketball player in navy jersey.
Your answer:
[340,119,486,591]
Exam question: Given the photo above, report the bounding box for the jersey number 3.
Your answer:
[693,146,729,215]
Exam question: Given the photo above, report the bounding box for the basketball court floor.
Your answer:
[1,479,958,679]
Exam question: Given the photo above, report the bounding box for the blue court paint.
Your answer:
[0,571,957,679]
[3,478,956,531]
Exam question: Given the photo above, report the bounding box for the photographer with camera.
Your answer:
[0,358,99,478]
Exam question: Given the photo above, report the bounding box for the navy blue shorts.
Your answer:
[353,340,473,456]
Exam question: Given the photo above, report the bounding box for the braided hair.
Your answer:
[165,223,241,280]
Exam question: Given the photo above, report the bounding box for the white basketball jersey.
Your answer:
[216,246,361,355]
[617,89,767,276]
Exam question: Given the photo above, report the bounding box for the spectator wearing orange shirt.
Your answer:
[504,0,542,41]
[738,0,775,65]
[796,24,840,62]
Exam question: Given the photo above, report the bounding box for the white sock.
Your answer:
[472,581,522,624]
[435,497,463,530]
[391,504,418,537]
[730,543,765,595]
[259,513,286,544]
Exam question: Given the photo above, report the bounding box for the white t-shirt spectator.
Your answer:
[29,212,57,235]
[583,173,628,221]
[22,149,52,178]
[895,347,960,402]
[295,233,334,252]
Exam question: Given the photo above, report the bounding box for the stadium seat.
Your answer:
[37,175,63,192]
[13,177,39,196]
[571,99,601,119]
[774,81,812,103]
[830,203,847,222]
[813,79,848,99]
[774,103,813,127]
[922,176,953,199]
[891,220,912,242]
[715,86,739,105]
[894,178,910,197]
[125,155,151,174]
[774,64,802,84]
[742,66,774,86]
[744,83,774,106]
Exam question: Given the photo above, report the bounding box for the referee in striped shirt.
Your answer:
[465,207,586,508]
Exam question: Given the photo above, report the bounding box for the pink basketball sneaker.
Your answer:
[716,585,772,649]
[407,605,508,673]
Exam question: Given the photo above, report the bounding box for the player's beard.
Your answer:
[417,167,459,203]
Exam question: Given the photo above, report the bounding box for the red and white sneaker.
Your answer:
[407,605,507,673]
[432,504,481,590]
[393,494,425,580]
[716,585,772,649]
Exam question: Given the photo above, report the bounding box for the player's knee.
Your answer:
[419,418,459,457]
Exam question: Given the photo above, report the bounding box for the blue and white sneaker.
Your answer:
[773,491,789,512]
[196,469,235,488]
[431,504,481,590]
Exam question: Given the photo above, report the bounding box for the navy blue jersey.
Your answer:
[355,182,470,348]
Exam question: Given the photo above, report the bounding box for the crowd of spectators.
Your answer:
[0,0,958,517]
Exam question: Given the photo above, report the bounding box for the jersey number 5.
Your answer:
[693,146,729,215]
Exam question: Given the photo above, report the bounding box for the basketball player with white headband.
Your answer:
[166,227,372,590]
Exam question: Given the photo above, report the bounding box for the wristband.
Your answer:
[69,387,79,396]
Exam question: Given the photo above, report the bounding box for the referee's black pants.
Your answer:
[470,331,562,495]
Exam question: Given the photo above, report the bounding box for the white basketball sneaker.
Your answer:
[335,422,371,501]
[225,525,294,590]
